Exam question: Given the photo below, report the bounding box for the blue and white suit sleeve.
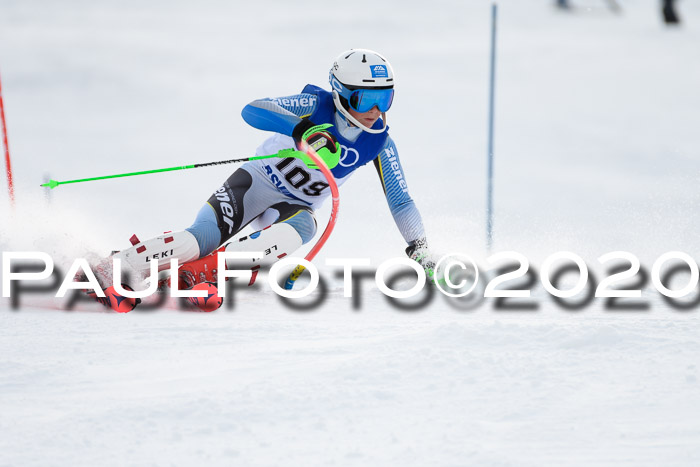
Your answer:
[374,137,426,244]
[241,93,319,136]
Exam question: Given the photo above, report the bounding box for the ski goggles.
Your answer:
[338,84,394,113]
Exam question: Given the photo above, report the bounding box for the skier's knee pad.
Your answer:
[186,204,222,257]
[279,209,317,244]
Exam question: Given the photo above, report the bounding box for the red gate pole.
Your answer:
[0,69,15,206]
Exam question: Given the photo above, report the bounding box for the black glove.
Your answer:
[406,237,437,283]
[292,117,339,155]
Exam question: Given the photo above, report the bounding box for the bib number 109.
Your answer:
[276,159,329,197]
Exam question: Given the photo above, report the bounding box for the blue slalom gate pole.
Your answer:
[486,3,498,252]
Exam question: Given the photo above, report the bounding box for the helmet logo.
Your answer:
[370,65,388,78]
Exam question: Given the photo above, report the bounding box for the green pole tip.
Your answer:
[41,180,60,189]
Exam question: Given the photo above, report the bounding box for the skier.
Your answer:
[94,49,436,301]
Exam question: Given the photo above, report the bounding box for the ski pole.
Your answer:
[0,69,14,205]
[40,147,327,190]
[284,141,340,291]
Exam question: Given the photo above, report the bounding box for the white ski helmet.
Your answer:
[329,49,395,134]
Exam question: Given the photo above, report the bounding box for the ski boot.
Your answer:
[73,251,141,313]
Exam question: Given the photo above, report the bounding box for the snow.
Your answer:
[1,0,700,465]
